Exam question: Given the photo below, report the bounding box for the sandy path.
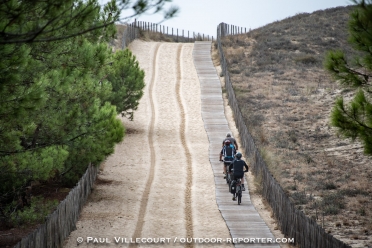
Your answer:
[63,41,232,247]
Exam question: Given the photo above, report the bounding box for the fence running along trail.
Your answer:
[13,164,98,248]
[122,20,213,48]
[216,22,351,248]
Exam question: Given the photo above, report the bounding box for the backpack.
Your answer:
[223,144,235,160]
[230,180,237,194]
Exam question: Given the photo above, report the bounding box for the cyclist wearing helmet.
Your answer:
[229,152,248,191]
[220,139,236,176]
[222,132,238,150]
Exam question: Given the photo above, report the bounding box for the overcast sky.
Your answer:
[103,0,353,38]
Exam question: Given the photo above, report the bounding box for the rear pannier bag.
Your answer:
[230,180,237,194]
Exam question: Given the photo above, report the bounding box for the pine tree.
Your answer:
[324,0,372,155]
[0,29,125,217]
[0,0,178,44]
[106,49,145,120]
[0,0,177,225]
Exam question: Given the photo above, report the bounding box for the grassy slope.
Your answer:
[221,5,372,247]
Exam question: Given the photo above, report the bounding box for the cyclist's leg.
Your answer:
[234,173,245,190]
[233,173,243,182]
[224,159,231,174]
[240,174,246,191]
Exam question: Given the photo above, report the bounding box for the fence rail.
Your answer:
[121,20,213,49]
[13,164,99,248]
[216,22,351,248]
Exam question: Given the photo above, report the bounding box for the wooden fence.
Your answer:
[216,22,351,248]
[122,20,213,48]
[13,164,98,248]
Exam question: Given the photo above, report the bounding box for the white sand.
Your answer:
[63,41,232,247]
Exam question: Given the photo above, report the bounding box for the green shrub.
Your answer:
[358,207,366,216]
[340,188,369,197]
[321,192,345,215]
[323,182,337,190]
[10,196,58,227]
[324,205,340,215]
[294,55,318,64]
[291,191,308,205]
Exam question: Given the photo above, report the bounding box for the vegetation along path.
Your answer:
[63,41,232,247]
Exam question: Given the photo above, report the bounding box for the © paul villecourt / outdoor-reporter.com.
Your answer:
[76,236,295,244]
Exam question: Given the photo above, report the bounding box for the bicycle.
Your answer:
[220,159,233,185]
[232,177,242,205]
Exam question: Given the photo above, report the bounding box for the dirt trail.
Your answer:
[63,41,232,247]
[175,44,194,243]
[129,43,160,246]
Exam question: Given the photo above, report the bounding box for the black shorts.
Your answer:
[223,160,233,167]
[232,173,244,180]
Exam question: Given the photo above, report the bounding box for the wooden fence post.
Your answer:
[130,24,133,40]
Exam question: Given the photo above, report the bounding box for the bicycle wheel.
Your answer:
[238,190,242,205]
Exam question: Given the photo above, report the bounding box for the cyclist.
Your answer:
[222,132,238,150]
[229,152,248,191]
[219,139,236,177]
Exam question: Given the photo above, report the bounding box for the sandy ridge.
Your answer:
[176,44,194,247]
[129,43,161,245]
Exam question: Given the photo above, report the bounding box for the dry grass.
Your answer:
[111,25,178,51]
[111,24,127,52]
[137,28,210,43]
[220,5,372,247]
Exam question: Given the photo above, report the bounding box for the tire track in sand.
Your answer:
[129,43,160,246]
[176,44,194,247]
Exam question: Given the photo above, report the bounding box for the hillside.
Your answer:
[219,5,372,247]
